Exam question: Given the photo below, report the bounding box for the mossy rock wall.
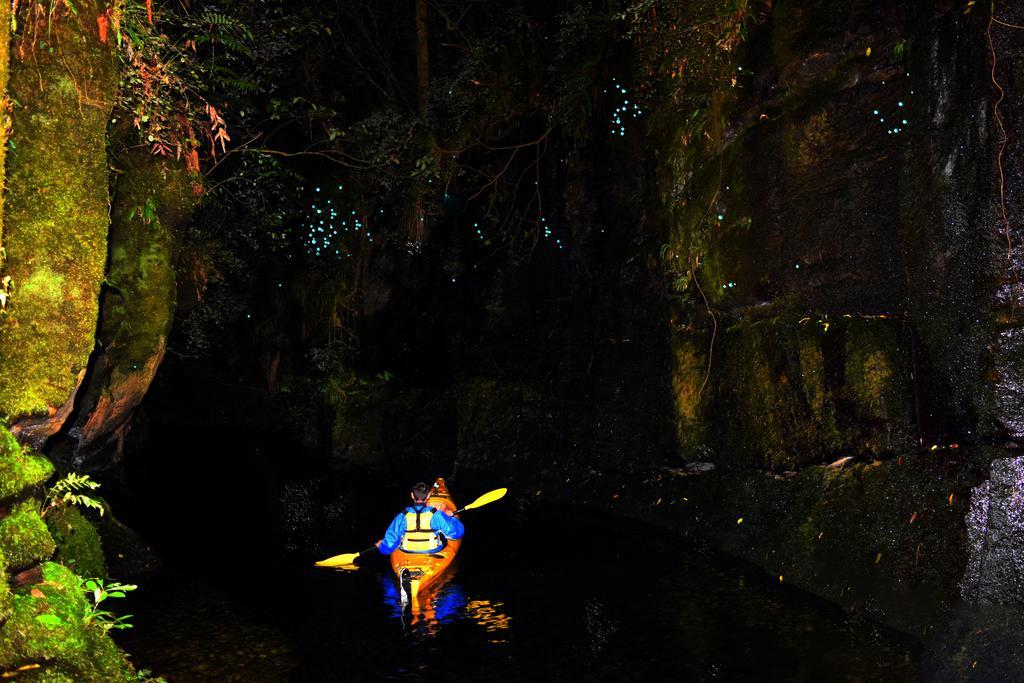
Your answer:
[0,425,135,680]
[0,563,133,681]
[45,507,107,579]
[662,0,1021,462]
[647,0,1024,636]
[332,383,456,471]
[697,316,915,470]
[62,151,196,465]
[571,451,977,635]
[0,1,116,445]
[662,0,932,464]
[0,500,55,572]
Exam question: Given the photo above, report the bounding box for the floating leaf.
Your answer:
[736,517,744,525]
[875,552,883,564]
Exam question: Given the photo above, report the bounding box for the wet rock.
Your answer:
[95,511,164,580]
[960,456,1024,604]
[924,604,1024,682]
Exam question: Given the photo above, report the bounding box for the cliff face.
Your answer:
[649,0,1024,626]
[313,0,1024,641]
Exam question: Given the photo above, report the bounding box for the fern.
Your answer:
[197,10,254,40]
[221,78,261,95]
[41,472,104,518]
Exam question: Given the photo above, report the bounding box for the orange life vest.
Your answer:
[401,505,441,553]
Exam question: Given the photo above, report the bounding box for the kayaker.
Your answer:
[376,482,465,555]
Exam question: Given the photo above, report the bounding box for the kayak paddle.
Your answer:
[314,487,508,568]
[454,487,507,515]
[315,545,376,568]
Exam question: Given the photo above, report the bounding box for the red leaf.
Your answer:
[146,0,153,24]
[97,13,108,43]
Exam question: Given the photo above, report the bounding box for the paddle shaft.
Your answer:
[353,544,377,558]
[454,487,507,515]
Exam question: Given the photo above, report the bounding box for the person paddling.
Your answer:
[376,481,465,557]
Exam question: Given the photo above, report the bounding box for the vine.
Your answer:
[987,1,1024,304]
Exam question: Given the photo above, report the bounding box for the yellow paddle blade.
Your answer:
[463,488,507,511]
[315,552,362,567]
[330,563,360,572]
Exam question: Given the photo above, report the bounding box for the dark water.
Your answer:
[108,429,921,681]
[113,475,920,680]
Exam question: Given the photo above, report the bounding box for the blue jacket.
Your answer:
[378,504,465,555]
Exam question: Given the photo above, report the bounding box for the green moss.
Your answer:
[0,562,88,664]
[703,316,914,469]
[0,562,134,682]
[0,0,117,421]
[783,110,833,172]
[0,426,54,500]
[843,320,915,452]
[17,672,77,683]
[0,0,10,254]
[708,318,835,468]
[0,544,11,622]
[63,150,197,451]
[0,499,55,571]
[18,268,65,303]
[45,507,107,579]
[102,153,195,371]
[669,335,708,453]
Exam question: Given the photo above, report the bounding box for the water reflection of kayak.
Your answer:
[390,477,462,607]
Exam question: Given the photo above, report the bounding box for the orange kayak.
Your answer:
[390,477,461,605]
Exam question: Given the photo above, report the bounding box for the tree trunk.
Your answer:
[0,1,118,445]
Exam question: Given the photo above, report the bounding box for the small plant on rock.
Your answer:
[40,472,104,518]
[82,578,137,632]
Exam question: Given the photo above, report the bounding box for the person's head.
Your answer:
[410,482,431,503]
